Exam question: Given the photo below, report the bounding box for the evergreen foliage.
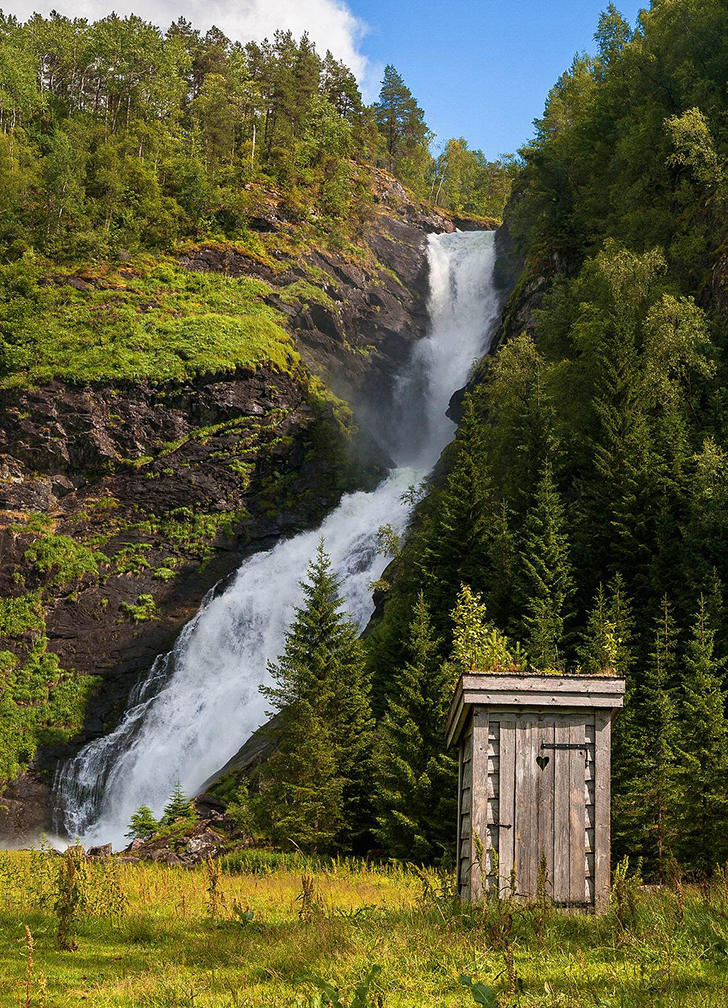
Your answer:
[373,594,456,861]
[518,465,574,670]
[368,0,728,877]
[673,598,728,874]
[257,541,373,853]
[160,782,195,826]
[125,805,160,842]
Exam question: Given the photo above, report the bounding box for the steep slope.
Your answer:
[0,171,457,839]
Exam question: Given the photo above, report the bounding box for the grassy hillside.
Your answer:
[1,850,727,1007]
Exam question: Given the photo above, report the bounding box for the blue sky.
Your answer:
[354,0,644,160]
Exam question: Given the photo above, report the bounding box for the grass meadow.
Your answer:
[1,849,727,1007]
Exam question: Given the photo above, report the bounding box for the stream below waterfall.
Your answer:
[56,229,501,849]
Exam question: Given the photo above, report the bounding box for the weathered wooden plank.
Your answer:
[462,760,472,790]
[498,718,516,898]
[553,716,571,902]
[586,876,595,904]
[457,728,465,894]
[469,707,490,900]
[537,716,555,899]
[462,691,624,708]
[593,710,612,912]
[569,718,587,904]
[515,718,538,898]
[461,674,626,695]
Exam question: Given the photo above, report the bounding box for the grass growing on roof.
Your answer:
[0,850,727,1006]
[0,256,298,388]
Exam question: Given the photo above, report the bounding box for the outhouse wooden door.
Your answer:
[466,707,610,906]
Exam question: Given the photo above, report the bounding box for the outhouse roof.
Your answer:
[446,671,626,747]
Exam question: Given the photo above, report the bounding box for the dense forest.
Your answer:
[0,13,512,265]
[360,0,728,880]
[0,12,514,386]
[228,0,728,883]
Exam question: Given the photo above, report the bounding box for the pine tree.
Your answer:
[259,541,373,852]
[577,574,645,863]
[673,598,728,874]
[373,64,431,191]
[518,465,575,669]
[374,594,457,861]
[577,573,635,676]
[160,782,194,826]
[256,700,343,852]
[415,395,494,634]
[125,805,159,841]
[633,596,680,879]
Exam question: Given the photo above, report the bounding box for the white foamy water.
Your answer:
[57,230,500,848]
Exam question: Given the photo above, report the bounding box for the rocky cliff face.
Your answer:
[0,171,457,840]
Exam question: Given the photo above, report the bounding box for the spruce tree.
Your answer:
[518,465,575,669]
[374,594,457,861]
[633,596,680,879]
[125,805,159,841]
[577,573,635,676]
[673,598,728,874]
[415,395,494,633]
[160,782,194,826]
[258,541,373,852]
[256,699,344,852]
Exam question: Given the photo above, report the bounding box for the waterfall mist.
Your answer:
[56,230,500,848]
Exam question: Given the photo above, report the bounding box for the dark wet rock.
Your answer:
[88,843,112,857]
[0,772,54,842]
[119,819,227,865]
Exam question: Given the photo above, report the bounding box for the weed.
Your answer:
[120,594,159,622]
[54,847,87,951]
[297,874,324,921]
[299,964,383,1008]
[611,856,641,933]
[205,857,225,920]
[459,975,498,1007]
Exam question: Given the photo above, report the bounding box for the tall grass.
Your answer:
[1,848,728,1006]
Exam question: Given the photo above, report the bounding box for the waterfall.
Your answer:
[56,230,500,848]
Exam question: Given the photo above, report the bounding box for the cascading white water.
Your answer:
[57,230,500,848]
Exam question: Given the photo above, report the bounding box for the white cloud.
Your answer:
[3,0,372,84]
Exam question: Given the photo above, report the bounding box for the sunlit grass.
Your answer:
[1,850,727,1007]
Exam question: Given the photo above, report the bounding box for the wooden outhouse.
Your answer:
[447,672,625,911]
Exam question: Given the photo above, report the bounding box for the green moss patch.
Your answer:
[0,257,298,388]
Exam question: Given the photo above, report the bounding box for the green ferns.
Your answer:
[0,639,96,785]
[0,591,45,637]
[24,534,106,587]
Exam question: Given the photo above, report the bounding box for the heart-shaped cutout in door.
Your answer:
[536,755,550,770]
